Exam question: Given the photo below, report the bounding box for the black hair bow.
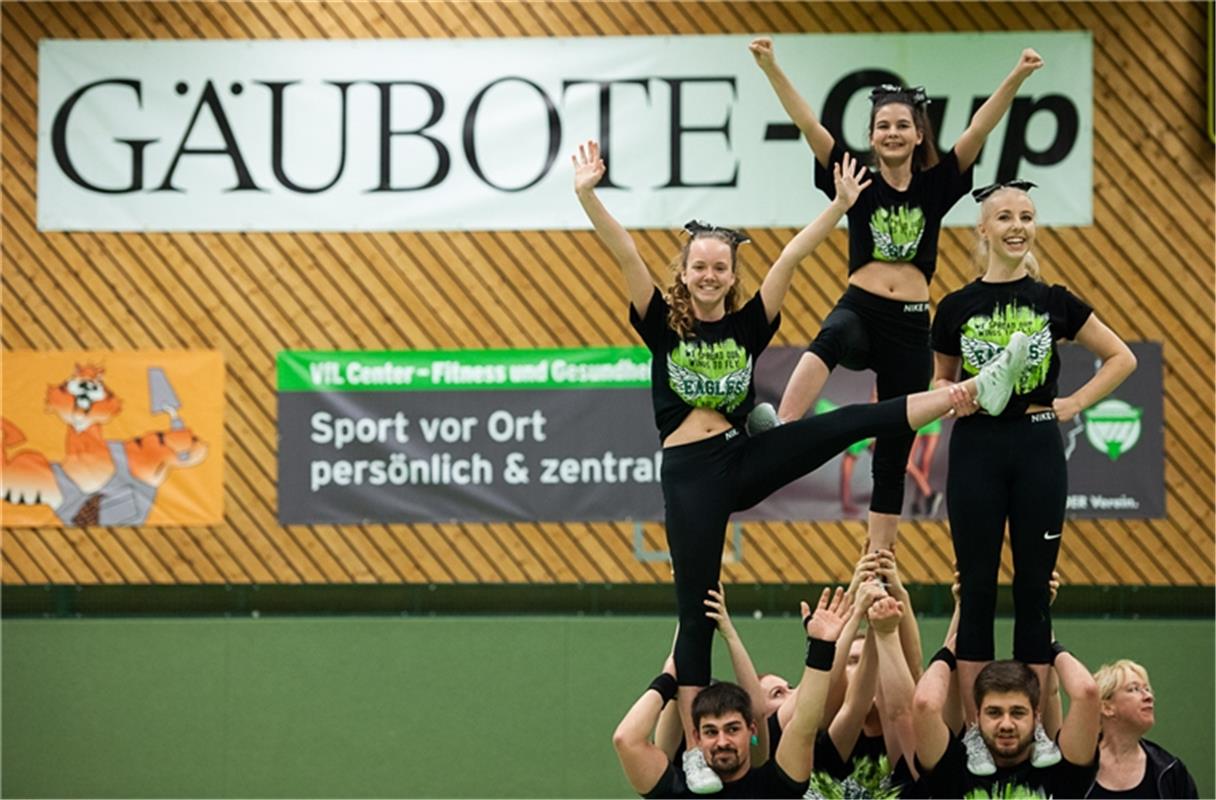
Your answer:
[683,220,751,246]
[971,179,1038,202]
[869,84,930,108]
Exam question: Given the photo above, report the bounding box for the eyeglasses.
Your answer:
[869,84,930,108]
[971,179,1038,202]
[683,220,751,246]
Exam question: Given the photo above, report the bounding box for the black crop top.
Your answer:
[814,142,973,282]
[629,288,779,441]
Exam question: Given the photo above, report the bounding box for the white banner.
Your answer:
[38,33,1091,232]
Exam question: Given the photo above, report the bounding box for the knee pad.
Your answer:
[809,308,868,371]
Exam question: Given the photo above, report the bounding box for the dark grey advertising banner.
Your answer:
[748,342,1164,521]
[276,344,1162,525]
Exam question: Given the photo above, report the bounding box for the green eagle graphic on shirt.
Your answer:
[870,205,925,261]
[667,339,752,412]
[959,304,1054,394]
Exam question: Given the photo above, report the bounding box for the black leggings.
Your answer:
[662,397,911,686]
[949,411,1067,664]
[806,286,932,515]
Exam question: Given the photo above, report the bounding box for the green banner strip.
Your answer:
[277,348,652,392]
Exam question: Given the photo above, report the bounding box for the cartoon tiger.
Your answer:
[2,364,208,525]
[45,363,123,494]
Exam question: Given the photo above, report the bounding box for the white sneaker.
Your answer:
[745,402,782,436]
[963,723,997,776]
[974,331,1030,416]
[682,747,723,794]
[1031,721,1062,768]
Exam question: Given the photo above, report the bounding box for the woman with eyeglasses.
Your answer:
[572,138,1030,796]
[1087,660,1198,798]
[750,39,1043,554]
[931,180,1136,774]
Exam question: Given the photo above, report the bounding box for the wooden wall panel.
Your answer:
[2,1,1212,588]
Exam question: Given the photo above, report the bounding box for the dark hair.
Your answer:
[868,96,940,172]
[974,660,1040,711]
[665,230,743,340]
[692,682,754,729]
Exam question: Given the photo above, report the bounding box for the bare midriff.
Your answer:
[1025,403,1053,414]
[848,260,930,302]
[663,407,734,448]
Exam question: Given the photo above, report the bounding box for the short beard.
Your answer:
[709,747,742,774]
[983,730,1033,763]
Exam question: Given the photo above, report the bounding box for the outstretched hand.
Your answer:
[868,596,904,634]
[1014,48,1044,78]
[947,382,979,418]
[847,551,882,598]
[748,36,775,69]
[832,151,871,208]
[704,582,738,641]
[801,587,851,642]
[572,140,606,194]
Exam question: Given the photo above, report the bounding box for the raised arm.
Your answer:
[572,140,656,316]
[654,649,684,758]
[612,665,679,794]
[1053,646,1101,766]
[776,587,852,783]
[912,645,956,772]
[827,581,887,756]
[953,49,1044,171]
[759,152,870,320]
[828,627,877,760]
[875,549,923,681]
[870,597,919,769]
[1040,573,1063,738]
[812,558,884,730]
[941,573,965,734]
[1052,315,1137,423]
[749,37,836,165]
[704,583,771,764]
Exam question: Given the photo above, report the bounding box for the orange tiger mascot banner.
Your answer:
[2,351,223,526]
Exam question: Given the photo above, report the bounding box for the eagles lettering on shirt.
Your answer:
[931,276,1093,419]
[667,339,753,413]
[629,288,779,441]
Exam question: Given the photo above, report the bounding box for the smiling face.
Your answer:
[869,102,923,168]
[681,236,737,312]
[978,188,1037,268]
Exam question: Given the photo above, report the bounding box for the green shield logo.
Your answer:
[1083,398,1142,461]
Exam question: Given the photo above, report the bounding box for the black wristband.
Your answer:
[930,646,957,672]
[1049,641,1068,664]
[648,673,678,705]
[805,637,836,670]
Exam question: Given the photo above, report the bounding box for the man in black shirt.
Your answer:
[614,588,851,798]
[913,648,1101,798]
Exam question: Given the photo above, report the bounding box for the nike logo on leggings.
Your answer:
[1043,531,1063,540]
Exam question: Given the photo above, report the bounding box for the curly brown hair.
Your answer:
[664,232,743,340]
